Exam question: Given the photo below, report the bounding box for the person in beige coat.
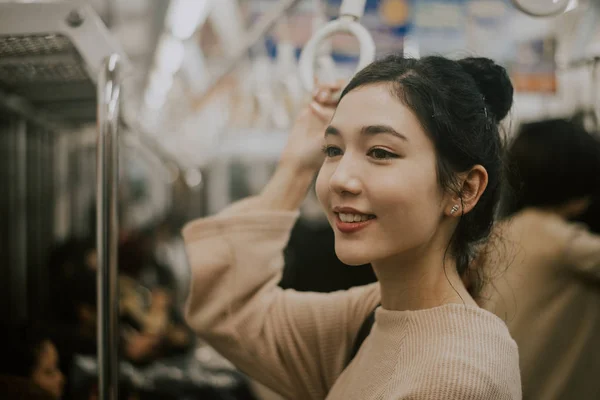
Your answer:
[477,119,600,399]
[182,55,522,399]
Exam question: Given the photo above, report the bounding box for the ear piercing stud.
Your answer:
[450,205,459,215]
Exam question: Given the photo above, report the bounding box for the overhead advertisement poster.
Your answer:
[508,36,557,93]
[249,0,412,62]
[411,0,555,93]
[465,0,513,61]
[410,0,468,58]
[248,0,556,93]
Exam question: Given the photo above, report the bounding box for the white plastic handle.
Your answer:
[298,16,376,94]
[340,0,368,19]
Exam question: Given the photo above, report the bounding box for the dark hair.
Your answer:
[71,268,97,308]
[47,238,96,321]
[504,118,600,216]
[340,54,514,294]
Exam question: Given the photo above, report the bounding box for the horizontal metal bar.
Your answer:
[0,53,81,67]
[0,86,74,131]
[119,115,189,173]
[198,0,303,102]
[563,56,600,70]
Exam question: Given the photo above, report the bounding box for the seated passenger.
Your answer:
[0,325,65,399]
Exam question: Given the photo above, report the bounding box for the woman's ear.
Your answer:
[446,165,488,216]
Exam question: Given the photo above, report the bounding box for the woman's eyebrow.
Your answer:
[325,124,408,141]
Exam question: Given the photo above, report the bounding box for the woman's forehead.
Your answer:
[331,85,426,143]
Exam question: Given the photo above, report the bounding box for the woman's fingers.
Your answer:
[309,101,335,122]
[312,79,345,106]
[312,88,340,106]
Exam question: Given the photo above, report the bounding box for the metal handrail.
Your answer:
[0,87,73,132]
[96,53,122,400]
[196,0,304,104]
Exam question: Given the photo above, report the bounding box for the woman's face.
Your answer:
[31,341,65,399]
[316,84,449,266]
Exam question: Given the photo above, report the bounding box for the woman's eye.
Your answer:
[322,145,342,158]
[368,148,398,160]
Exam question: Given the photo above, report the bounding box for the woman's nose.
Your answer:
[329,155,362,196]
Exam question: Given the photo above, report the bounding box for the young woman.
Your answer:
[478,119,600,399]
[182,55,522,399]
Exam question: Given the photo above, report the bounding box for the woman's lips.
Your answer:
[334,213,376,234]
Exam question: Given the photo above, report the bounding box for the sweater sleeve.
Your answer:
[561,223,600,279]
[182,202,381,400]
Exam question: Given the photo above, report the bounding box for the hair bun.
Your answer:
[458,57,514,121]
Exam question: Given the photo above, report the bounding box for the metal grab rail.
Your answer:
[96,53,122,400]
[298,0,375,96]
[196,0,303,104]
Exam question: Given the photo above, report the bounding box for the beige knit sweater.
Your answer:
[182,202,522,400]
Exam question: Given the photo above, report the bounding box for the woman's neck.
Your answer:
[372,248,476,311]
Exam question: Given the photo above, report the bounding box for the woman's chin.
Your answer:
[335,248,372,266]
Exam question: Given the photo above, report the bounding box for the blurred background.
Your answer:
[1,0,599,399]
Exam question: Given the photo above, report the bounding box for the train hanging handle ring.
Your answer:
[298,0,375,97]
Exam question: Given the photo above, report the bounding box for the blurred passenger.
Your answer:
[153,217,192,307]
[119,227,177,296]
[477,118,600,399]
[68,255,194,366]
[118,231,195,364]
[0,325,65,399]
[0,375,55,400]
[46,238,95,323]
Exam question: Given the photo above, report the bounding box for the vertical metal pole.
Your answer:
[96,53,122,400]
[15,117,28,321]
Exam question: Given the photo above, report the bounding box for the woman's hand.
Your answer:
[280,82,343,172]
[232,82,344,213]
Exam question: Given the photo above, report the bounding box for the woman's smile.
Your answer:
[332,206,377,234]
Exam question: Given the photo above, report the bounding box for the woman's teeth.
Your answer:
[338,213,374,223]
